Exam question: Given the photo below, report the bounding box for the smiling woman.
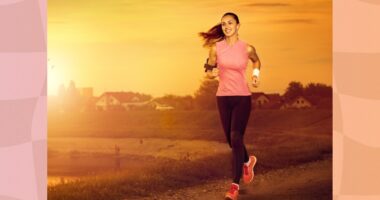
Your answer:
[199,12,262,200]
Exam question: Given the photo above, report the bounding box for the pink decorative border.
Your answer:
[0,0,46,199]
[333,0,380,199]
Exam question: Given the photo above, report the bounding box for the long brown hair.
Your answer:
[199,12,240,47]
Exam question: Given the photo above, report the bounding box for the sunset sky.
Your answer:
[48,0,331,97]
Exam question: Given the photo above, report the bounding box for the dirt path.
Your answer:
[130,158,332,200]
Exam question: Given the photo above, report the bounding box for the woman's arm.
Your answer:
[248,45,261,71]
[247,44,261,87]
[205,44,218,79]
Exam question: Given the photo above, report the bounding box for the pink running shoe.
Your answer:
[225,183,239,200]
[243,155,257,184]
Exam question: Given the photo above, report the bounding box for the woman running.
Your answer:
[199,12,261,200]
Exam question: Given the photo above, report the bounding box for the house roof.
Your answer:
[251,92,267,99]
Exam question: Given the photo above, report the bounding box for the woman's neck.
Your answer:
[225,35,239,46]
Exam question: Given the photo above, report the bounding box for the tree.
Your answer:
[283,81,304,101]
[194,79,219,110]
[304,83,332,109]
[304,83,332,98]
[64,80,81,112]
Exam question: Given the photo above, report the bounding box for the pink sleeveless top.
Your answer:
[216,39,251,96]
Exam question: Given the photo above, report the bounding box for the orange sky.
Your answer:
[48,0,331,97]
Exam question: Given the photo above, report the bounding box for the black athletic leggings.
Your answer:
[217,95,251,184]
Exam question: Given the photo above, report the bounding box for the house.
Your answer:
[77,88,97,112]
[251,92,283,109]
[154,103,175,111]
[95,92,152,111]
[281,95,313,109]
[251,92,269,108]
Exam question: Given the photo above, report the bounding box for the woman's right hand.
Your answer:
[205,44,217,79]
[206,68,218,79]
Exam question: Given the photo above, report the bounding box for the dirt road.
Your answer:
[131,158,332,200]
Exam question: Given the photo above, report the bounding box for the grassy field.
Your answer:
[48,109,332,200]
[48,109,331,140]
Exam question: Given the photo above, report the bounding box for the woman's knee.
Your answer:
[230,130,243,148]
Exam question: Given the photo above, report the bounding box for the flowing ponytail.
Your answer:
[199,12,240,48]
[198,23,224,47]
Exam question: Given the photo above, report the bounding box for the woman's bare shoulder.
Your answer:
[246,43,256,53]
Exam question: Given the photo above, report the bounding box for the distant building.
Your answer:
[154,103,175,111]
[281,95,313,109]
[78,87,93,98]
[252,92,269,108]
[251,92,283,109]
[95,92,152,111]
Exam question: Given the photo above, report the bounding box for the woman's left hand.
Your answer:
[252,75,260,87]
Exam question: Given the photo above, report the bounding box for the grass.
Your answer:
[48,109,332,200]
[48,109,332,140]
[48,153,230,200]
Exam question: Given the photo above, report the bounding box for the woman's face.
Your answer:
[221,15,239,37]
